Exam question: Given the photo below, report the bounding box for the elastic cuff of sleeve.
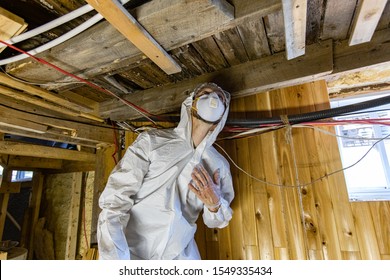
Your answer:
[205,199,221,211]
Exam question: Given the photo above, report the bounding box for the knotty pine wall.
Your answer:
[123,80,389,260]
[194,80,390,260]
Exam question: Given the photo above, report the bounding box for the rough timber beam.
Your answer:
[85,0,181,75]
[100,39,334,120]
[5,0,281,87]
[281,0,307,60]
[0,141,96,162]
[348,0,388,46]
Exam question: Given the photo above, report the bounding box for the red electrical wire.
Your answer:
[0,39,162,124]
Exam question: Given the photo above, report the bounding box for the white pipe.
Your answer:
[0,13,103,66]
[5,4,95,45]
[0,0,130,66]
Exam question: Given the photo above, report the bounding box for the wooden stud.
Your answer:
[281,0,307,60]
[0,73,93,113]
[0,84,103,123]
[100,39,333,120]
[65,172,82,260]
[90,144,117,244]
[28,172,44,259]
[349,0,388,46]
[0,141,96,162]
[85,0,181,75]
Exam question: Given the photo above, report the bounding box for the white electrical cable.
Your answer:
[0,0,131,66]
[0,13,103,66]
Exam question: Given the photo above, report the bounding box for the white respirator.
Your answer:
[194,92,225,123]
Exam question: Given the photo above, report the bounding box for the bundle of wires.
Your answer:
[222,94,390,140]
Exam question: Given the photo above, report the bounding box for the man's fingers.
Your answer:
[198,165,212,185]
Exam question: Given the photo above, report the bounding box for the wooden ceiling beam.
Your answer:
[6,0,276,86]
[101,27,390,120]
[0,84,103,123]
[0,141,96,162]
[0,104,115,145]
[85,0,181,75]
[6,156,63,170]
[0,125,101,148]
[100,39,333,120]
[349,0,388,46]
[281,0,307,60]
[0,73,93,113]
[333,28,390,75]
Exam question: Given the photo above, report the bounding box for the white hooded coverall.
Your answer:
[97,89,234,260]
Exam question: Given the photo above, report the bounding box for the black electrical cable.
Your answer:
[226,94,390,127]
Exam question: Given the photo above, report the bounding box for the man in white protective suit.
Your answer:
[97,82,235,260]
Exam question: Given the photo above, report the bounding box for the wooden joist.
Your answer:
[85,0,181,75]
[0,73,93,113]
[0,7,27,53]
[349,0,388,46]
[0,104,114,146]
[0,141,96,162]
[0,84,103,123]
[281,0,307,60]
[5,0,238,85]
[333,28,390,75]
[100,39,333,120]
[6,156,63,170]
[28,172,44,259]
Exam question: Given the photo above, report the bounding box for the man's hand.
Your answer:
[188,164,221,212]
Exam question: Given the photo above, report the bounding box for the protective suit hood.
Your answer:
[175,82,231,149]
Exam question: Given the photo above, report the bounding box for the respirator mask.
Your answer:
[191,83,227,124]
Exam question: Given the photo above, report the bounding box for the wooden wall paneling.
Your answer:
[223,101,245,260]
[260,90,289,260]
[28,172,44,259]
[288,83,324,259]
[277,87,307,260]
[351,202,381,259]
[317,122,360,255]
[205,227,220,260]
[244,93,274,260]
[297,83,326,259]
[311,80,356,259]
[216,199,233,259]
[195,215,207,259]
[233,97,260,259]
[369,201,390,259]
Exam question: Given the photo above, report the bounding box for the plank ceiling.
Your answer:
[0,0,389,149]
